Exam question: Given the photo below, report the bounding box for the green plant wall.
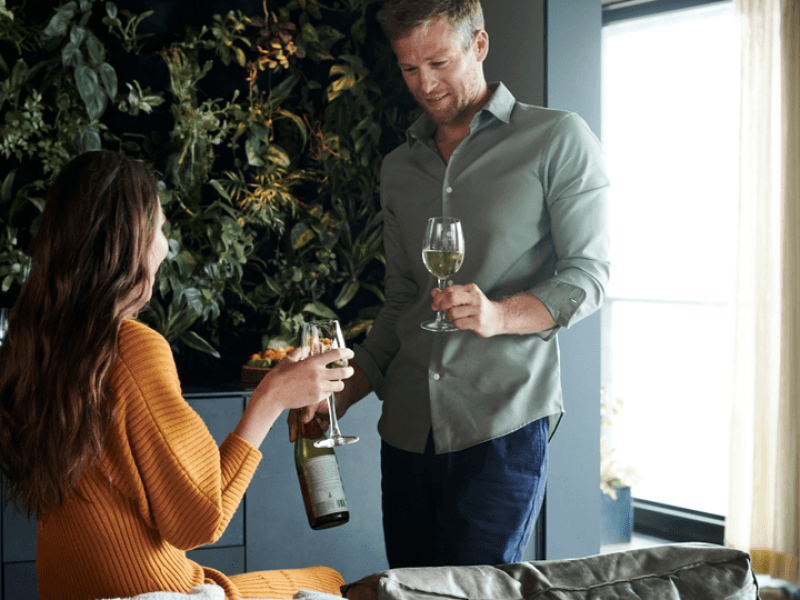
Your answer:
[0,0,418,380]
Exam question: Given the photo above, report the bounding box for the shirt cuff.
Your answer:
[528,280,587,340]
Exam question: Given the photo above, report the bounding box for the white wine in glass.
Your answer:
[301,319,359,448]
[421,217,464,332]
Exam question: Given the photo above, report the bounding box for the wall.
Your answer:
[483,0,604,561]
[544,0,603,560]
[483,0,546,107]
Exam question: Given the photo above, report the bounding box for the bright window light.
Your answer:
[601,1,739,516]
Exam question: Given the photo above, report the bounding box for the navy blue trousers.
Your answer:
[380,417,548,568]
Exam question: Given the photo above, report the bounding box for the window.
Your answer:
[601,1,740,519]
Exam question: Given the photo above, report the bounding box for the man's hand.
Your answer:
[432,284,557,337]
[431,283,504,337]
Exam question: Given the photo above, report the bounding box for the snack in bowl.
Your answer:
[241,346,295,386]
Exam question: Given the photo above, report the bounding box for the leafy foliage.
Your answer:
[0,0,418,379]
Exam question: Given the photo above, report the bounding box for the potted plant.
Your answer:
[600,387,640,545]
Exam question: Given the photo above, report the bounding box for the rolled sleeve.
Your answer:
[529,112,610,336]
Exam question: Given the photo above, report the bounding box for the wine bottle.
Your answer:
[295,415,350,530]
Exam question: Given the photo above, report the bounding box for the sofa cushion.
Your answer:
[342,543,758,600]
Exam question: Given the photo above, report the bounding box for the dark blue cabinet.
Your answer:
[186,395,247,549]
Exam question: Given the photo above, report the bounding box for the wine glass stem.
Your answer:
[436,278,446,324]
[328,393,343,439]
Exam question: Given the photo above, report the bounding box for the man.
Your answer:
[294,0,609,568]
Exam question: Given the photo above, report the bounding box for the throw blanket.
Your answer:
[100,585,344,600]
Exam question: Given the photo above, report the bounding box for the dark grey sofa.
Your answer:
[342,543,759,600]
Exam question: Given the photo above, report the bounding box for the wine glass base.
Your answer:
[314,435,359,448]
[420,319,458,332]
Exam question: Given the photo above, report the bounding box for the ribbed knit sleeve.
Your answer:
[37,319,347,600]
[107,320,262,550]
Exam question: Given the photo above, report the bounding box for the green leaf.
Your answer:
[327,68,357,101]
[306,2,322,20]
[180,287,204,314]
[234,47,246,67]
[61,43,82,68]
[86,36,103,65]
[263,276,282,295]
[121,141,142,153]
[27,196,45,212]
[276,109,308,148]
[250,122,270,141]
[350,13,367,43]
[75,65,105,120]
[306,204,324,220]
[98,63,118,99]
[268,72,301,104]
[76,126,102,152]
[178,330,220,358]
[342,319,371,339]
[301,21,319,42]
[245,137,264,167]
[105,1,118,19]
[174,250,198,277]
[335,280,359,309]
[360,282,385,302]
[302,301,338,320]
[266,144,291,167]
[209,179,230,201]
[10,59,28,91]
[1,170,16,204]
[43,3,77,38]
[70,25,86,47]
[291,222,314,250]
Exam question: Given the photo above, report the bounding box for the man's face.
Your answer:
[394,17,487,128]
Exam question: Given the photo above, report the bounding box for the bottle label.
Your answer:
[303,455,348,517]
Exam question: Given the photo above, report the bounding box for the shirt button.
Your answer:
[445,186,452,194]
[431,372,441,381]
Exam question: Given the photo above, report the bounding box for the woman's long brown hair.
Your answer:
[0,150,160,517]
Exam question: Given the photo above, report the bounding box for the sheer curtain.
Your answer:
[727,0,800,583]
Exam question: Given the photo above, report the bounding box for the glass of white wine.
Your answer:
[421,216,464,332]
[301,319,359,448]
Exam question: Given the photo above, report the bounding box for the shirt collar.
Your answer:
[405,82,515,146]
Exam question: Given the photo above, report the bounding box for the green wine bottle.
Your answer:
[295,416,350,530]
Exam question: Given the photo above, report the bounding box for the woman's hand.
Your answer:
[259,347,354,411]
[234,347,354,449]
[288,362,372,442]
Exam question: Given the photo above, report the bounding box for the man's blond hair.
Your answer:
[380,0,485,51]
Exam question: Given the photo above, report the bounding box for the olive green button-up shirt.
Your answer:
[353,83,610,454]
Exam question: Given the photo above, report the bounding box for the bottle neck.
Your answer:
[298,413,325,440]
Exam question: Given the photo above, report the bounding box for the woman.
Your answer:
[0,151,353,599]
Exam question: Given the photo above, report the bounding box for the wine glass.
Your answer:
[301,319,359,448]
[421,217,465,332]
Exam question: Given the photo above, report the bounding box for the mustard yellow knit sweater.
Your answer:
[36,319,344,600]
